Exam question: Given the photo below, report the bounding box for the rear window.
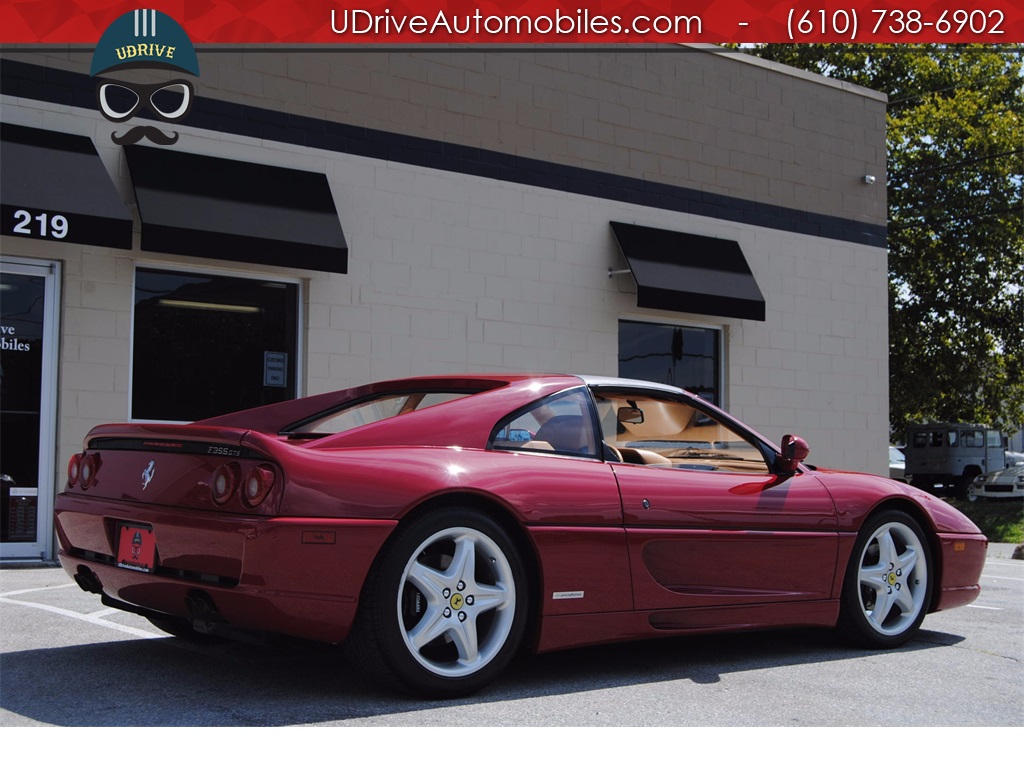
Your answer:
[287,392,470,436]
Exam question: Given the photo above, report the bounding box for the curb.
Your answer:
[986,542,1022,560]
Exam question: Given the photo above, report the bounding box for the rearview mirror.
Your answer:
[777,434,809,474]
[617,405,644,425]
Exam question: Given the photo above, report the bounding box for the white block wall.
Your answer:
[1,48,889,490]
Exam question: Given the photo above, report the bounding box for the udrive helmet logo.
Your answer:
[91,9,200,145]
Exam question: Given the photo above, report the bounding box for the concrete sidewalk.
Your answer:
[987,541,1022,559]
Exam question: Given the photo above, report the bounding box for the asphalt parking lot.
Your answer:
[2,546,1021,729]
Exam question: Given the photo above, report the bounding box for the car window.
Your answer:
[592,390,770,473]
[961,430,984,448]
[289,391,470,435]
[490,388,598,458]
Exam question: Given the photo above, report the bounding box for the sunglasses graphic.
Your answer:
[95,78,194,123]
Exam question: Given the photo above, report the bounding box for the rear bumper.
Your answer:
[933,533,988,612]
[55,494,396,644]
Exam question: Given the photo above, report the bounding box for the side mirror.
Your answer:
[777,434,810,474]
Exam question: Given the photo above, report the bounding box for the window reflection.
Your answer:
[618,320,720,405]
[132,268,297,421]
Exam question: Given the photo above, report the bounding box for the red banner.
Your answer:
[0,0,1021,43]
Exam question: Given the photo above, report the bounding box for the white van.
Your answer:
[905,423,1006,499]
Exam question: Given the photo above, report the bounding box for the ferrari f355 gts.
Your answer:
[56,374,987,697]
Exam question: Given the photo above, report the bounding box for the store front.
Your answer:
[0,258,59,560]
[1,48,891,567]
[0,121,135,562]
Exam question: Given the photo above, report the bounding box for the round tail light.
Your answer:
[211,462,241,505]
[68,453,83,487]
[80,453,100,490]
[243,465,276,507]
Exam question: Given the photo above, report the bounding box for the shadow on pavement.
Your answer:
[0,625,965,726]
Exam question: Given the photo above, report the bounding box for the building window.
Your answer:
[618,320,721,405]
[132,267,299,422]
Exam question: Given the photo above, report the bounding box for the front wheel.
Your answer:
[838,510,933,648]
[953,476,972,501]
[346,508,528,698]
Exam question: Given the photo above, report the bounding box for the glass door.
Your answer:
[1,259,59,561]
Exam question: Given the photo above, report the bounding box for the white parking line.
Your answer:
[967,604,1002,610]
[0,595,163,639]
[87,607,124,618]
[0,582,78,598]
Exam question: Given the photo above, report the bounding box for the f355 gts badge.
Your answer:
[141,460,156,490]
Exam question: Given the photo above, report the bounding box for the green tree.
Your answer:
[736,45,1023,441]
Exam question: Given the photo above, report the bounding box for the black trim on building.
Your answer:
[610,221,766,322]
[1,58,887,249]
[123,144,348,274]
[1,122,133,249]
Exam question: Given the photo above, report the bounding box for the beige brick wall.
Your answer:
[2,47,889,485]
[6,47,887,224]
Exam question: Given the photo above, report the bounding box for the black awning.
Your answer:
[610,221,765,322]
[1,124,133,249]
[123,145,348,274]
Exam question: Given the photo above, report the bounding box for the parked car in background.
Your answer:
[889,446,906,482]
[967,464,1024,503]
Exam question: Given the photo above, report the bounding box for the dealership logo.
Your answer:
[90,9,200,145]
[130,530,144,560]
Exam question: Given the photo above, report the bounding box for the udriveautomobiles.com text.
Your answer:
[330,8,703,37]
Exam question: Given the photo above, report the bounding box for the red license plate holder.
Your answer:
[115,522,156,573]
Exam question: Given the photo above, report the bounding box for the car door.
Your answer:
[592,388,839,613]
[489,386,633,617]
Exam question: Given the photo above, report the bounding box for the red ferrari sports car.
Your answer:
[55,374,987,697]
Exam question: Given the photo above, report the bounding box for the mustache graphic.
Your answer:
[111,125,179,145]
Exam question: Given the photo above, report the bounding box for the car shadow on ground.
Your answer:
[0,626,966,726]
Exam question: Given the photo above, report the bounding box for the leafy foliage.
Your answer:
[736,45,1023,440]
[953,500,1024,544]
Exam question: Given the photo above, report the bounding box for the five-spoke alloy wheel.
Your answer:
[840,510,933,648]
[347,507,528,697]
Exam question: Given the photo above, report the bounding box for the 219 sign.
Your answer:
[10,208,69,239]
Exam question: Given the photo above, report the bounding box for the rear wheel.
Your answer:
[839,510,932,648]
[347,508,528,698]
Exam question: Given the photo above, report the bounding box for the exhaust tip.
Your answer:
[185,590,224,633]
[74,565,103,594]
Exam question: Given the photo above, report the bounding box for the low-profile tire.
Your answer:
[838,510,933,648]
[346,507,528,698]
[147,615,223,643]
